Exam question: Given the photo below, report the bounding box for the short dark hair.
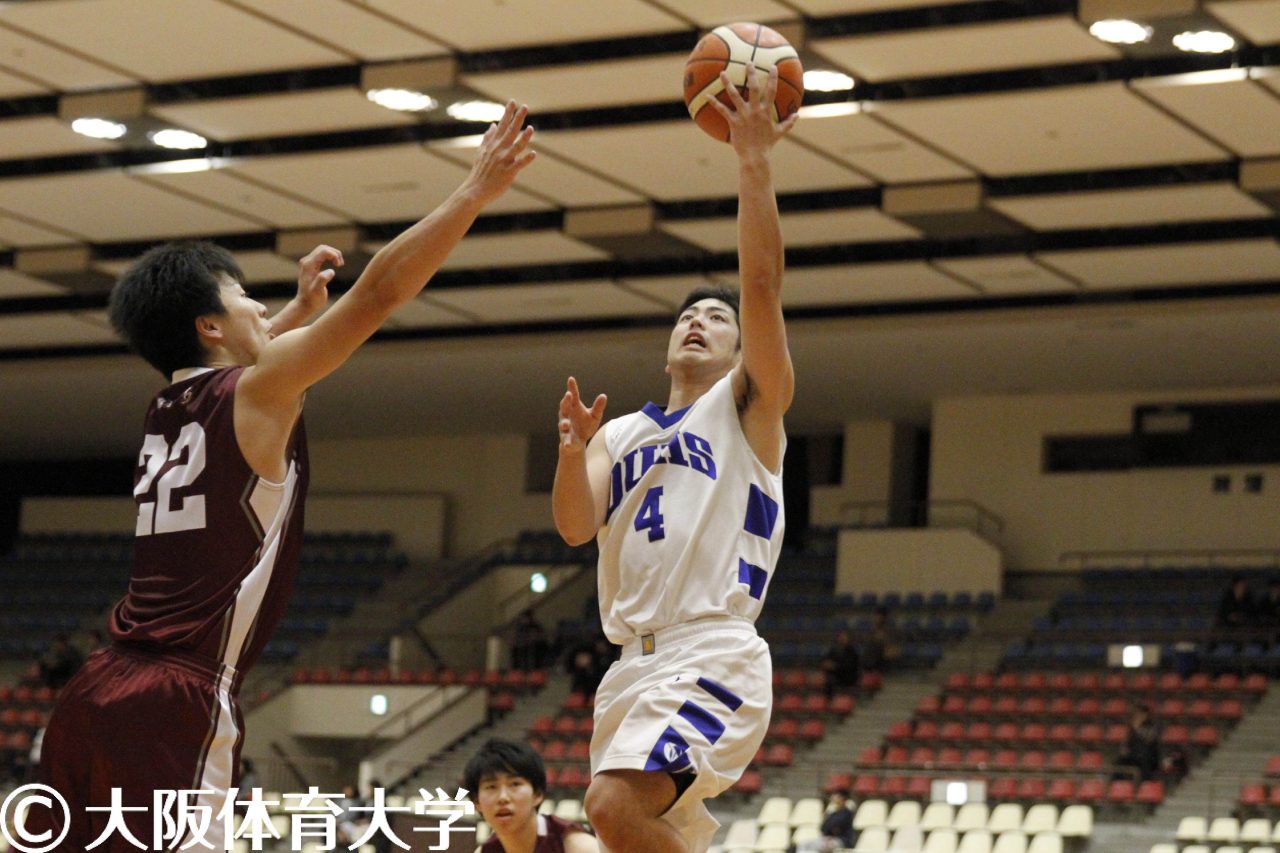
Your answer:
[108,241,243,376]
[463,739,546,799]
[676,285,740,322]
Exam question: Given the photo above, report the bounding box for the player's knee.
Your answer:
[584,775,634,838]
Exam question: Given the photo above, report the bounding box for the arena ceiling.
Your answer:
[2,0,1280,457]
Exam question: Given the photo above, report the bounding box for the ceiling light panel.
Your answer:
[813,17,1119,82]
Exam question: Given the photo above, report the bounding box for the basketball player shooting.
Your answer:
[552,65,797,853]
[26,103,535,853]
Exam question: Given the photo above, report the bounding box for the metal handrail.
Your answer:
[837,499,1005,539]
[1059,548,1280,571]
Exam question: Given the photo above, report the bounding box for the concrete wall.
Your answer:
[836,528,1002,595]
[930,386,1280,571]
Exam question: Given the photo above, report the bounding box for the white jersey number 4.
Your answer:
[134,421,208,536]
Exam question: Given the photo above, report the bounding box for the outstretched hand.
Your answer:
[710,64,798,156]
[296,244,342,314]
[465,101,537,206]
[559,376,607,455]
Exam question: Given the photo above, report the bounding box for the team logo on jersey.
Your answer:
[605,430,716,522]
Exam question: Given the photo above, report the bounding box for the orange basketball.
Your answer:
[683,22,805,142]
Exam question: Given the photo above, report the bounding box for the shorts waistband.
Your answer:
[111,642,241,693]
[619,616,756,660]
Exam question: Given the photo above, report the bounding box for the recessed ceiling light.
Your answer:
[1088,19,1153,45]
[70,117,127,140]
[1172,30,1236,54]
[149,129,208,150]
[446,100,507,122]
[803,70,855,92]
[366,87,437,112]
[797,102,861,119]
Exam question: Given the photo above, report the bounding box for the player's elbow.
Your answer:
[556,523,596,547]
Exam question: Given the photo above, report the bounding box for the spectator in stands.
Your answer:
[1217,574,1257,629]
[820,629,860,698]
[1260,577,1280,630]
[511,609,548,671]
[796,789,855,852]
[1116,703,1162,782]
[568,642,599,697]
[465,738,598,853]
[37,633,83,689]
[335,782,371,847]
[861,607,896,672]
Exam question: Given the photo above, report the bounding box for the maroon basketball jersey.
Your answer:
[481,814,590,853]
[110,366,308,682]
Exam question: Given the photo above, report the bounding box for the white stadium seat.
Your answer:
[991,830,1027,853]
[923,828,959,853]
[1241,820,1273,845]
[921,803,955,831]
[1026,832,1062,853]
[1210,817,1242,843]
[1055,805,1092,840]
[1176,816,1208,843]
[790,797,826,827]
[757,796,792,826]
[887,800,922,829]
[724,819,759,848]
[1021,804,1058,835]
[855,800,889,831]
[987,804,1023,834]
[754,823,791,852]
[954,804,989,833]
[855,827,890,852]
[554,798,585,823]
[956,829,993,853]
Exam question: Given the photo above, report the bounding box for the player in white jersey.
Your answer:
[552,65,796,853]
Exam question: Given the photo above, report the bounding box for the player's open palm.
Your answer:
[559,376,607,454]
[466,100,537,205]
[712,64,797,155]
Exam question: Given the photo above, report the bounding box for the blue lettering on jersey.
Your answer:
[605,430,716,523]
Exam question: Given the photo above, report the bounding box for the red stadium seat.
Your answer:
[830,694,855,716]
[1190,725,1219,749]
[1041,748,1071,772]
[967,695,992,715]
[1078,751,1105,771]
[575,717,594,737]
[764,743,794,767]
[799,719,826,743]
[1047,778,1076,802]
[1019,750,1046,771]
[487,691,515,712]
[917,695,942,715]
[568,740,591,761]
[914,720,940,741]
[988,778,1018,800]
[778,693,803,713]
[907,776,932,798]
[938,747,964,768]
[993,749,1018,770]
[1106,779,1135,805]
[852,775,880,797]
[940,722,967,742]
[1216,699,1244,722]
[824,772,853,794]
[1049,673,1072,691]
[946,673,971,691]
[733,769,763,794]
[530,716,554,735]
[884,746,910,767]
[909,747,935,766]
[880,776,907,798]
[1239,783,1267,807]
[1048,723,1075,745]
[804,693,829,715]
[542,740,567,760]
[886,721,913,742]
[1017,778,1046,801]
[563,692,586,712]
[966,721,992,743]
[1076,779,1105,804]
[1136,780,1164,806]
[964,748,991,768]
[858,746,883,766]
[972,673,994,690]
[1265,755,1280,778]
[1023,672,1047,691]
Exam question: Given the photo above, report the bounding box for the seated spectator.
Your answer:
[820,630,860,698]
[511,609,548,671]
[38,633,83,689]
[465,738,598,853]
[1116,704,1161,782]
[796,789,855,852]
[861,607,897,672]
[1216,575,1257,629]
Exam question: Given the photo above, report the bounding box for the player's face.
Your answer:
[213,274,272,365]
[667,298,739,373]
[475,771,542,836]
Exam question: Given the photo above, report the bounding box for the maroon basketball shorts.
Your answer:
[24,645,242,852]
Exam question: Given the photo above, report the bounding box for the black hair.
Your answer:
[676,284,740,321]
[108,241,244,376]
[463,739,546,799]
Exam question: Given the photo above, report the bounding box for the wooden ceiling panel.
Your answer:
[0,268,68,298]
[0,212,79,250]
[1206,0,1280,45]
[813,17,1118,83]
[425,279,662,322]
[785,261,978,306]
[150,89,418,142]
[933,255,1080,295]
[462,54,684,112]
[438,231,610,270]
[536,121,870,200]
[661,207,920,251]
[249,0,450,61]
[991,183,1274,231]
[0,0,346,83]
[0,312,120,349]
[1037,239,1280,289]
[0,22,135,91]
[874,82,1231,176]
[366,0,684,51]
[0,116,120,160]
[134,168,347,230]
[1132,74,1280,158]
[790,112,973,183]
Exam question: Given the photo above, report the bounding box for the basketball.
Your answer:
[683,22,805,142]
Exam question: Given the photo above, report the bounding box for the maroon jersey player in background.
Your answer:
[24,103,536,853]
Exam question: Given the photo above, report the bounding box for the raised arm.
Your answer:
[266,244,344,336]
[711,66,797,471]
[553,376,611,546]
[244,102,534,408]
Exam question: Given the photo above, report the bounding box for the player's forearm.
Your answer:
[736,152,784,298]
[553,453,599,546]
[268,297,318,336]
[357,183,489,310]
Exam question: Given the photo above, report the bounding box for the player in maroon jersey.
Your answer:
[23,103,536,853]
[466,739,599,853]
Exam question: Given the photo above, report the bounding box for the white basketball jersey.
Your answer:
[596,372,785,644]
